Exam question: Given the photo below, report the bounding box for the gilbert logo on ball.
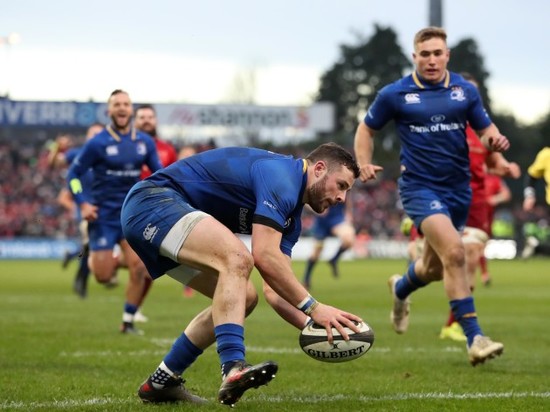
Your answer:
[299,321,374,363]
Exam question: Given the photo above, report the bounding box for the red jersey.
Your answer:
[465,125,490,233]
[141,137,178,179]
[466,125,490,203]
[484,174,504,225]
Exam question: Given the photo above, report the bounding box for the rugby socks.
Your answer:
[122,302,138,323]
[450,296,483,346]
[395,263,427,300]
[162,333,204,377]
[330,246,348,264]
[215,323,246,377]
[445,311,456,327]
[303,259,316,286]
[150,362,177,389]
[77,254,90,280]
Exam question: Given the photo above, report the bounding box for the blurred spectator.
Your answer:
[0,138,546,243]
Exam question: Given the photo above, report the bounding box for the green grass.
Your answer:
[1,258,549,411]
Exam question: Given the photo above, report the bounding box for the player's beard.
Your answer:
[111,115,131,131]
[141,125,157,137]
[307,174,330,213]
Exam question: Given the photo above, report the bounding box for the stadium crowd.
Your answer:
[0,137,545,243]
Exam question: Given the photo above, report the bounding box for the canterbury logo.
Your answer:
[143,223,158,243]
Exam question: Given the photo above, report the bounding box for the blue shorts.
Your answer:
[311,213,345,240]
[88,221,124,251]
[399,180,471,234]
[121,181,200,279]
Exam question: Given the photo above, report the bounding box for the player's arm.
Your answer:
[477,124,510,153]
[353,122,383,182]
[488,179,511,207]
[486,151,521,179]
[66,145,98,221]
[146,139,164,172]
[344,196,354,221]
[252,223,361,343]
[57,188,76,214]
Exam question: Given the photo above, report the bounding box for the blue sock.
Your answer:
[330,246,347,263]
[450,296,483,346]
[124,302,138,315]
[163,333,204,375]
[303,259,316,284]
[395,263,427,300]
[215,323,245,365]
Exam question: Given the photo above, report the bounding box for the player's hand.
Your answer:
[310,303,362,344]
[358,164,383,182]
[505,162,521,179]
[487,135,510,152]
[81,202,98,222]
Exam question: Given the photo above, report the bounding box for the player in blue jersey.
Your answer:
[354,27,510,366]
[121,143,362,406]
[302,199,356,289]
[56,123,104,298]
[67,90,162,335]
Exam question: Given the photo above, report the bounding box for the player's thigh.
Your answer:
[422,214,465,275]
[89,249,117,279]
[332,222,355,244]
[176,216,253,275]
[119,239,146,272]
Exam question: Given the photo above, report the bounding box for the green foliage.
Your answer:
[447,38,492,114]
[1,258,550,411]
[316,25,411,135]
[314,24,550,185]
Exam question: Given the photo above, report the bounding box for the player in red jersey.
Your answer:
[439,73,521,341]
[134,104,179,321]
[479,172,512,284]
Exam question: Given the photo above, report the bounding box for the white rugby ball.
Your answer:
[299,320,374,363]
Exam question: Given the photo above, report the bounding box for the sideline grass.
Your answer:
[0,258,549,411]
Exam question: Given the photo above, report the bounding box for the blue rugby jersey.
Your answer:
[145,147,308,256]
[67,126,162,224]
[365,71,492,190]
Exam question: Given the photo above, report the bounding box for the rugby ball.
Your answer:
[299,320,374,363]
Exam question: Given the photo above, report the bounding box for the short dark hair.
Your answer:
[306,142,360,178]
[135,104,156,114]
[109,89,128,99]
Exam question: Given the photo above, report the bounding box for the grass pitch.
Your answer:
[0,258,549,411]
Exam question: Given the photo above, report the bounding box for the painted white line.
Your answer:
[260,392,550,402]
[60,344,464,357]
[0,398,129,410]
[2,392,549,409]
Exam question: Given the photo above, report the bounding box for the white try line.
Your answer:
[2,392,549,410]
[259,392,550,402]
[59,344,463,357]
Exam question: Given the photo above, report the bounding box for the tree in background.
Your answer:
[315,25,410,177]
[447,38,492,115]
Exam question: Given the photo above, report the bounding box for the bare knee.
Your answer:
[227,250,255,280]
[445,244,466,269]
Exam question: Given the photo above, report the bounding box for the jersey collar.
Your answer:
[412,70,450,89]
[106,125,136,142]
